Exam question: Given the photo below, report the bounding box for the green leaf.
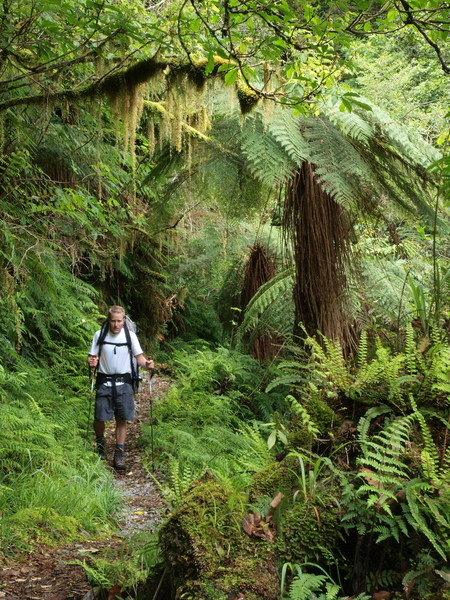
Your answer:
[224,67,239,86]
[267,430,277,449]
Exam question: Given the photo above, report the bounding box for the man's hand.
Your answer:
[88,355,98,368]
[145,357,155,372]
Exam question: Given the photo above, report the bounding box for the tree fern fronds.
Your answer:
[240,115,298,186]
[326,102,375,145]
[358,257,415,328]
[266,108,309,165]
[365,101,441,168]
[236,266,295,342]
[299,116,370,211]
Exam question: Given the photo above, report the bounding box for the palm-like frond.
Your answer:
[236,266,295,345]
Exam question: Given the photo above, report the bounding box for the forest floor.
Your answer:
[0,374,170,600]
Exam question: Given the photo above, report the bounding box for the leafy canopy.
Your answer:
[1,0,449,112]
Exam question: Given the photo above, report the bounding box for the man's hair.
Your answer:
[108,305,125,319]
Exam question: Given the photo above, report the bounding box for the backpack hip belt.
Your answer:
[96,372,133,387]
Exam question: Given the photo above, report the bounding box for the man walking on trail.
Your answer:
[87,305,154,471]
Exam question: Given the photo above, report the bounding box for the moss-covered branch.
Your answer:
[0,55,240,113]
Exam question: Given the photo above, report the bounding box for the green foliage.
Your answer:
[143,343,290,529]
[341,405,450,563]
[7,507,80,549]
[280,328,430,411]
[72,532,162,594]
[236,267,296,347]
[280,562,371,600]
[0,457,121,556]
[344,34,449,143]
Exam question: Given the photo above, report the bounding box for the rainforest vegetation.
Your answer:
[1,0,450,598]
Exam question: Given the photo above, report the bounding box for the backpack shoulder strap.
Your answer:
[97,320,109,360]
[123,320,136,380]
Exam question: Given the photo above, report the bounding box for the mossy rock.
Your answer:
[279,497,342,563]
[250,454,299,500]
[159,472,280,600]
[305,395,338,434]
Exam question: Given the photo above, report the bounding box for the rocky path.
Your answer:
[0,374,169,600]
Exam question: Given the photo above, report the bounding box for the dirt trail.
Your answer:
[0,374,169,600]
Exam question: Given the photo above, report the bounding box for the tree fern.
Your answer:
[236,266,295,345]
[240,113,300,186]
[326,101,374,145]
[265,108,309,165]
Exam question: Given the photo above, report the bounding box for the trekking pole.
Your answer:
[86,366,95,441]
[148,366,155,472]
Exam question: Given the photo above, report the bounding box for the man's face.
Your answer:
[109,313,125,334]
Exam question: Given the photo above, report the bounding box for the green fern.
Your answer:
[287,573,328,600]
[353,407,450,559]
[285,395,320,439]
[241,113,300,185]
[236,266,295,345]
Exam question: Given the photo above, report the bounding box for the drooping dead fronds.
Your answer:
[283,161,357,350]
[240,242,280,361]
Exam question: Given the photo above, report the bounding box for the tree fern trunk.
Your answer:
[283,161,357,351]
[240,242,280,360]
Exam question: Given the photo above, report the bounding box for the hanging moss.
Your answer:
[236,82,260,115]
[100,57,164,96]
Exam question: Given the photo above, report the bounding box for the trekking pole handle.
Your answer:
[145,356,155,376]
[88,354,98,368]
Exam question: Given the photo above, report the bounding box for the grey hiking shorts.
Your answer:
[95,383,135,421]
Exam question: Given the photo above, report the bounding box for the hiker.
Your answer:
[87,305,154,471]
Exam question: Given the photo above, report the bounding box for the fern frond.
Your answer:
[288,573,327,600]
[404,479,448,560]
[327,103,374,144]
[267,109,309,164]
[236,267,295,342]
[241,115,298,186]
[409,396,440,481]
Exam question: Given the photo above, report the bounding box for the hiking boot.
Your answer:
[95,436,107,460]
[113,447,126,471]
